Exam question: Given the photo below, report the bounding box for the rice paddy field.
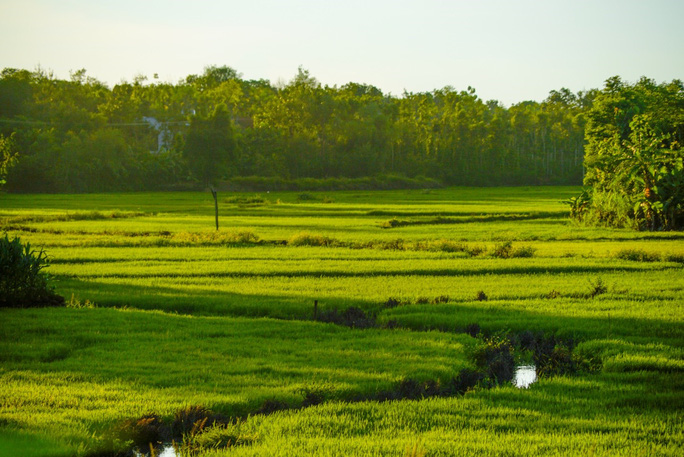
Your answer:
[0,186,683,456]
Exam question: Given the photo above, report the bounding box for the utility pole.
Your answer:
[210,186,219,230]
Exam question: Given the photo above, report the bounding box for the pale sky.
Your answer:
[1,0,682,105]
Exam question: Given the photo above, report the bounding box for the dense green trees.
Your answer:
[574,77,684,230]
[0,133,17,188]
[1,65,675,196]
[184,104,236,186]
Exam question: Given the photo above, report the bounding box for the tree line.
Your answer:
[0,65,625,192]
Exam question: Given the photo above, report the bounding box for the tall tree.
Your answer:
[183,104,236,187]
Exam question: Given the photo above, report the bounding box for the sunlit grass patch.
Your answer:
[1,186,683,456]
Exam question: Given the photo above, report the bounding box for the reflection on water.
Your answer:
[157,446,178,457]
[134,444,178,457]
[513,365,537,388]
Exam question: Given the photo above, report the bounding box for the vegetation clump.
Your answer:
[116,414,171,452]
[224,194,269,206]
[0,235,64,308]
[614,249,660,262]
[473,334,516,385]
[587,277,608,298]
[569,77,684,231]
[492,241,536,258]
[288,232,338,247]
[172,230,260,245]
[315,306,376,329]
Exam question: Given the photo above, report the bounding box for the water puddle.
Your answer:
[513,364,537,388]
[134,444,178,457]
[157,446,178,457]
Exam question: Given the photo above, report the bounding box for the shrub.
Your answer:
[536,344,576,377]
[172,230,260,245]
[546,289,561,299]
[116,414,170,451]
[473,334,515,385]
[0,235,64,308]
[380,218,406,229]
[429,239,466,253]
[224,195,269,206]
[665,253,684,263]
[465,245,487,257]
[511,245,536,258]
[492,241,513,258]
[614,249,661,262]
[172,405,222,438]
[588,277,608,298]
[316,306,376,329]
[287,232,337,247]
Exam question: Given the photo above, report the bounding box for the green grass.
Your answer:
[0,186,682,456]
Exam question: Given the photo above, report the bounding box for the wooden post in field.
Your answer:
[210,186,219,231]
[314,300,318,319]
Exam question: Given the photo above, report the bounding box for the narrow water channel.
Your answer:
[135,366,539,456]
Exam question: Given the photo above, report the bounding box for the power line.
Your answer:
[0,118,188,127]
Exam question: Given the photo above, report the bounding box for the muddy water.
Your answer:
[513,365,537,388]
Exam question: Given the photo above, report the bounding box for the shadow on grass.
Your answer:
[51,262,679,279]
[382,301,684,346]
[55,277,683,346]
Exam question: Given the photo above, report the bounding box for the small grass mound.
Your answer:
[491,241,536,258]
[288,232,338,247]
[172,230,260,245]
[614,249,661,262]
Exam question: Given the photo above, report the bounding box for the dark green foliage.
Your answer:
[614,249,660,262]
[534,341,577,377]
[315,306,376,329]
[383,297,402,308]
[492,241,513,258]
[473,335,515,385]
[287,232,338,247]
[116,414,171,451]
[665,253,684,263]
[564,188,592,220]
[184,104,236,187]
[172,405,224,438]
[256,399,289,415]
[511,245,536,258]
[0,235,63,307]
[465,323,481,338]
[0,132,17,188]
[448,368,484,395]
[588,277,608,298]
[574,77,684,230]
[491,241,536,258]
[1,66,590,193]
[300,388,326,407]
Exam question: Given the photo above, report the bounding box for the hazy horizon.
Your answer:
[1,0,683,105]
